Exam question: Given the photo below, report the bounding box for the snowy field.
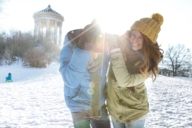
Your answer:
[0,63,192,128]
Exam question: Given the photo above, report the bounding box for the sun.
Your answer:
[92,17,129,35]
[90,1,136,35]
[95,18,123,35]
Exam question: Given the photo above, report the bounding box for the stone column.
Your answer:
[54,21,57,44]
[59,22,62,45]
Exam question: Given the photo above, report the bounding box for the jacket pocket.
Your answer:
[72,84,92,105]
[64,85,80,99]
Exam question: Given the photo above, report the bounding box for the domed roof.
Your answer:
[33,5,64,22]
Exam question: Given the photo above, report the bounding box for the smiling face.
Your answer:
[128,30,143,51]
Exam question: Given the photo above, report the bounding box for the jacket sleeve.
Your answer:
[59,35,91,87]
[59,36,73,80]
[60,37,92,99]
[59,35,80,88]
[110,48,148,88]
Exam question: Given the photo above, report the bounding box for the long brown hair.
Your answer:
[121,31,163,80]
[140,34,163,80]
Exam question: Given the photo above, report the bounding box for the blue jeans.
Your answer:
[112,117,145,128]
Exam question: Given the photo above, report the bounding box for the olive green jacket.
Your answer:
[106,48,149,122]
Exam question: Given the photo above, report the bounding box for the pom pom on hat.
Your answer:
[152,13,163,26]
[131,13,164,43]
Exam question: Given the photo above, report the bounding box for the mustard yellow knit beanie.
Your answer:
[131,13,163,43]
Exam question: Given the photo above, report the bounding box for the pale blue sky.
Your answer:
[0,0,192,50]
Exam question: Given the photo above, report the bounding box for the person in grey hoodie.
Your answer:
[59,21,110,128]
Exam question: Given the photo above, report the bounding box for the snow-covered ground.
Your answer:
[145,76,192,128]
[0,63,192,128]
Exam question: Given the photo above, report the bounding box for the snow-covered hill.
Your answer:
[0,63,192,128]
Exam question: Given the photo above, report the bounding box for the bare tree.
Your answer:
[0,33,6,64]
[163,44,192,76]
[0,30,60,67]
[4,31,35,63]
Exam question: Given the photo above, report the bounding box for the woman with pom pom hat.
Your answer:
[106,13,164,128]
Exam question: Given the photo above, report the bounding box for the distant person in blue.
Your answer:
[59,21,110,128]
[6,72,13,82]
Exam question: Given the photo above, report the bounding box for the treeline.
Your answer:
[160,44,192,77]
[0,31,191,77]
[0,31,60,67]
